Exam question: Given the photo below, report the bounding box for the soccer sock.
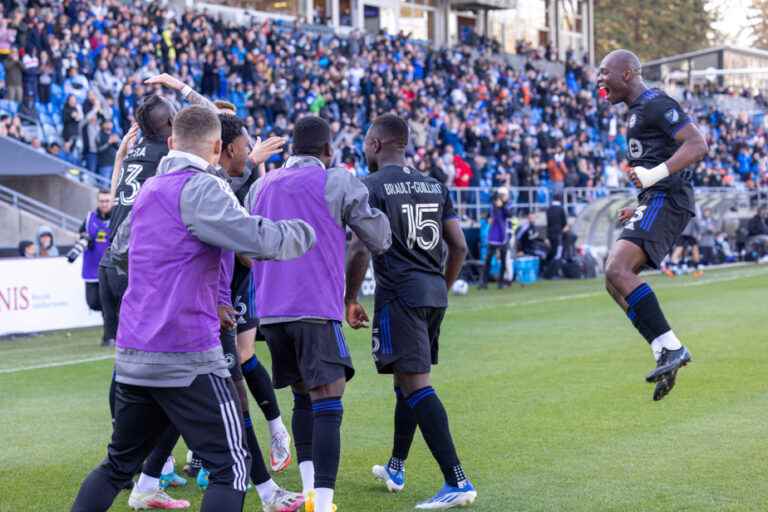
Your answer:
[241,355,281,422]
[625,309,655,344]
[299,462,315,494]
[625,283,678,360]
[268,416,287,437]
[650,331,682,360]
[161,456,174,476]
[407,387,466,488]
[254,478,280,504]
[292,392,315,492]
[243,413,271,485]
[136,473,160,493]
[391,386,417,470]
[312,397,343,490]
[314,487,335,512]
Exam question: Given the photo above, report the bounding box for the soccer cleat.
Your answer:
[662,268,675,278]
[270,430,292,472]
[646,346,691,384]
[303,490,337,512]
[692,270,704,278]
[159,471,187,489]
[372,464,405,492]
[415,481,477,509]
[262,488,306,512]
[196,467,209,491]
[653,370,678,401]
[127,488,191,510]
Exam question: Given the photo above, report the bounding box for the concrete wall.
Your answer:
[0,201,78,249]
[0,175,98,220]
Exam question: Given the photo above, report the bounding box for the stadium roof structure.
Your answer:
[643,45,768,68]
[0,136,84,177]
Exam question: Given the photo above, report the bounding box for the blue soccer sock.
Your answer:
[312,397,343,490]
[407,386,466,488]
[390,386,417,471]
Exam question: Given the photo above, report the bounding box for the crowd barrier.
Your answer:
[0,257,101,336]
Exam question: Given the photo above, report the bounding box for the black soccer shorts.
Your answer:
[220,328,243,381]
[259,320,355,390]
[619,191,692,269]
[371,299,446,375]
[232,273,260,335]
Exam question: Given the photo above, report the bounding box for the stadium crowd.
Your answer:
[0,0,767,196]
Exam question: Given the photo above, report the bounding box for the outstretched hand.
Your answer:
[249,136,287,166]
[345,301,370,329]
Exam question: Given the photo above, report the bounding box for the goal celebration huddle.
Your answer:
[70,46,706,512]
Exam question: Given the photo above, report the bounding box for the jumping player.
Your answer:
[345,114,476,509]
[598,50,708,401]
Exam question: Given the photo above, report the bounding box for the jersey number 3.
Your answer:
[118,164,143,206]
[624,205,647,231]
[402,203,440,250]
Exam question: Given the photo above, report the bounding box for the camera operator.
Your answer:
[68,191,113,345]
[480,187,512,289]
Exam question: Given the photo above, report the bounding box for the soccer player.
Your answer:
[70,106,316,512]
[598,50,708,401]
[344,114,477,509]
[247,115,392,512]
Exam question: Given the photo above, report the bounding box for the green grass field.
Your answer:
[2,264,768,512]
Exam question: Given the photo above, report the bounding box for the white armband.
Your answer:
[636,163,670,188]
[181,85,193,98]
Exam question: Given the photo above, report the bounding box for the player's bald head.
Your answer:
[602,49,642,75]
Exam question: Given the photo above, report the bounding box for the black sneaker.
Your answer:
[646,346,691,384]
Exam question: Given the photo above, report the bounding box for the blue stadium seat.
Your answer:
[0,99,19,115]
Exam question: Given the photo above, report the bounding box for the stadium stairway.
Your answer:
[0,184,79,253]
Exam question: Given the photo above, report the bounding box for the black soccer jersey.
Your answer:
[363,165,457,308]
[626,88,695,214]
[102,139,169,267]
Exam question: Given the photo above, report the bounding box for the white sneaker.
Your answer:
[270,430,292,472]
[261,488,305,512]
[127,488,190,510]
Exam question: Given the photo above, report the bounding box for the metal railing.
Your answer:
[449,185,768,221]
[0,184,81,232]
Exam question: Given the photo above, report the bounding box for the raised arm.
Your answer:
[180,173,316,260]
[144,73,217,111]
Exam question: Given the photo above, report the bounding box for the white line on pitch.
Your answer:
[0,354,114,375]
[459,265,768,313]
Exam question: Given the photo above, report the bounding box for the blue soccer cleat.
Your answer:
[372,464,405,492]
[196,467,209,491]
[160,471,188,490]
[415,481,477,509]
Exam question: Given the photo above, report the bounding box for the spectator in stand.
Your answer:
[34,225,58,257]
[21,46,39,105]
[18,240,35,258]
[81,105,102,175]
[3,48,21,102]
[64,66,89,104]
[0,18,16,60]
[96,119,119,179]
[62,94,83,144]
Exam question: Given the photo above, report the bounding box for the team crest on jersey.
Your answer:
[664,108,680,124]
[628,138,643,159]
[628,114,637,128]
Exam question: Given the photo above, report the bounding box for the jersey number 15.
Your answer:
[402,203,440,251]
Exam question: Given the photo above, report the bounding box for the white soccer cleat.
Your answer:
[372,464,405,492]
[270,430,292,472]
[414,482,477,509]
[127,488,191,510]
[261,488,305,512]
